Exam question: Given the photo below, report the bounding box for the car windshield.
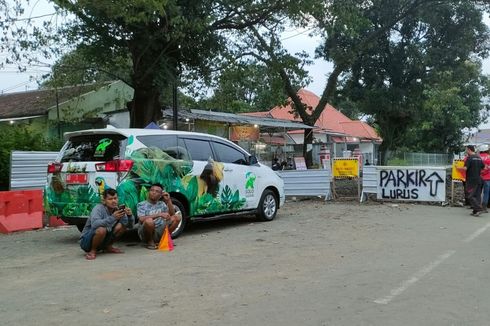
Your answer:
[61,134,126,162]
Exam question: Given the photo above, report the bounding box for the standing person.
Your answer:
[271,158,281,171]
[479,144,490,212]
[137,183,181,249]
[80,188,133,260]
[462,145,484,216]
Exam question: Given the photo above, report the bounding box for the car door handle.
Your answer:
[224,168,233,172]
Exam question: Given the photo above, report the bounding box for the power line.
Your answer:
[281,27,316,41]
[0,12,57,24]
[1,80,34,93]
[0,70,50,73]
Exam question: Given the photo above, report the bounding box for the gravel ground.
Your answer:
[1,199,489,326]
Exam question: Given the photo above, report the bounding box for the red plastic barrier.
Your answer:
[49,216,67,227]
[0,190,43,234]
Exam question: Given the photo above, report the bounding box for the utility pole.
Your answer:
[55,85,61,139]
[172,82,178,131]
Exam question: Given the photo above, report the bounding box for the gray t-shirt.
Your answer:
[80,204,133,239]
[137,200,169,228]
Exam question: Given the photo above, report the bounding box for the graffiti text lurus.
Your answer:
[381,188,419,200]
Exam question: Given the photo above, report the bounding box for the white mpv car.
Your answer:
[45,127,285,237]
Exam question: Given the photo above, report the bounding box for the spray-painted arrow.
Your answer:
[425,172,444,197]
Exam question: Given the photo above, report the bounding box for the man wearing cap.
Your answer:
[462,145,484,216]
[479,144,490,212]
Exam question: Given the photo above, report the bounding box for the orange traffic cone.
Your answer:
[157,226,174,251]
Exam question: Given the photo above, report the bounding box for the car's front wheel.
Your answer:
[256,189,278,221]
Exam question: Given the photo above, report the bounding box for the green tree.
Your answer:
[238,0,473,166]
[196,61,298,113]
[338,1,489,159]
[2,0,293,127]
[406,64,490,153]
[41,46,132,88]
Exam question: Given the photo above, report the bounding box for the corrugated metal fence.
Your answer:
[10,151,59,190]
[361,165,377,202]
[381,152,452,166]
[277,169,332,200]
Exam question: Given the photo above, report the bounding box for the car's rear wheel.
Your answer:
[256,189,278,221]
[170,197,187,238]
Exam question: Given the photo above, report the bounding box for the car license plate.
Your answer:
[66,173,88,184]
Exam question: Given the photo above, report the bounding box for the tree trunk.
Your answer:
[129,84,162,128]
[128,36,167,128]
[378,141,390,166]
[303,125,315,168]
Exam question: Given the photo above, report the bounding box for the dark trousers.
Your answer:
[466,180,483,212]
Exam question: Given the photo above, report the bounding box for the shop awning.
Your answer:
[162,108,314,131]
[260,135,286,145]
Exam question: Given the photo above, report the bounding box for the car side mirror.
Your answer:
[249,155,258,165]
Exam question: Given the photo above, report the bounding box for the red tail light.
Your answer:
[47,162,63,173]
[95,159,133,172]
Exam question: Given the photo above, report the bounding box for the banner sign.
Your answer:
[376,166,446,202]
[229,125,259,141]
[333,158,359,178]
[451,159,465,182]
[294,157,307,170]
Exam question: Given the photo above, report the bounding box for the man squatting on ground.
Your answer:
[137,183,181,249]
[461,145,485,216]
[80,188,133,260]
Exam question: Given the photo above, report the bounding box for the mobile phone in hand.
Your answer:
[118,204,126,211]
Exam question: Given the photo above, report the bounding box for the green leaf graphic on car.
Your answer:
[245,172,256,189]
[45,146,247,219]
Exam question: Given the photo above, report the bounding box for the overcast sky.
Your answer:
[1,1,490,126]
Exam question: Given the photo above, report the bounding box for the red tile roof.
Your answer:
[339,121,382,141]
[244,88,381,141]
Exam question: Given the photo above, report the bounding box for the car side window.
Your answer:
[212,141,248,165]
[136,135,188,160]
[183,138,214,161]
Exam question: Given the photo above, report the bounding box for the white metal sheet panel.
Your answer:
[10,151,59,190]
[277,169,331,199]
[361,165,378,201]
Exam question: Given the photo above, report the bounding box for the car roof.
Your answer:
[63,127,248,153]
[65,127,222,141]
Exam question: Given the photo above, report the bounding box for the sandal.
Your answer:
[104,247,124,254]
[145,244,157,250]
[85,252,96,260]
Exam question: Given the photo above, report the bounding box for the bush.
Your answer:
[386,158,409,166]
[0,126,64,190]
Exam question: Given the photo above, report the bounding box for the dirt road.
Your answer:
[1,200,489,325]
